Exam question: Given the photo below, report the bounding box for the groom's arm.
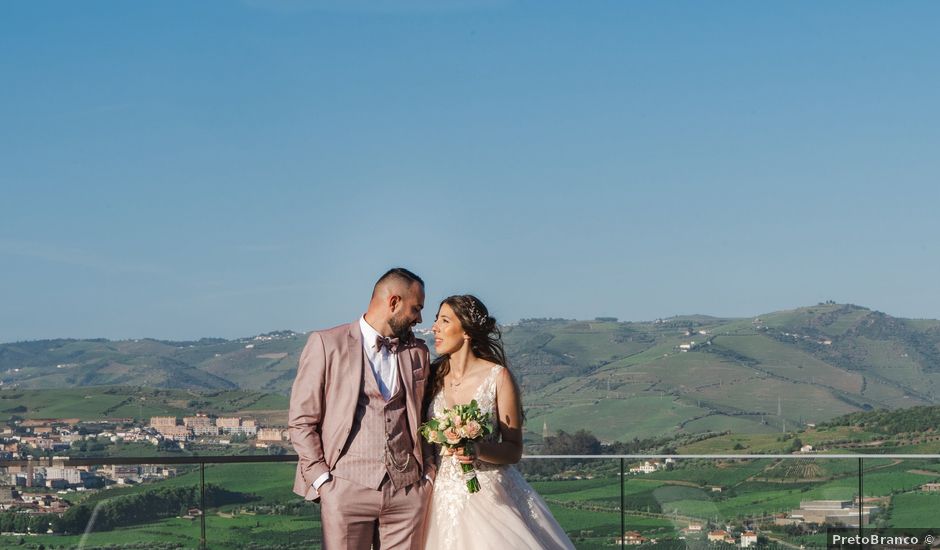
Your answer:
[288,332,331,490]
[421,421,438,482]
[418,349,438,481]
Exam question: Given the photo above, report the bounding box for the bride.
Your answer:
[424,295,575,550]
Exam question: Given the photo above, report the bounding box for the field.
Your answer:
[888,492,940,526]
[677,426,885,454]
[526,394,710,442]
[15,513,322,550]
[678,414,774,435]
[712,334,864,394]
[76,462,299,506]
[647,459,772,486]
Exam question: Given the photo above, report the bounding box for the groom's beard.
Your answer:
[388,313,414,342]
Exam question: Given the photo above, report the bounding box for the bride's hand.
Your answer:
[452,446,475,465]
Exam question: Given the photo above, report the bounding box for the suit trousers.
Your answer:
[318,474,430,550]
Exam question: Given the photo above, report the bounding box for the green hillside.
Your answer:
[0,331,304,394]
[0,386,288,422]
[510,305,940,442]
[2,305,940,442]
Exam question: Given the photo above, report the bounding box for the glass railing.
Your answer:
[3,454,938,549]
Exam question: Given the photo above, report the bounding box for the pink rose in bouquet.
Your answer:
[463,420,482,439]
[442,427,462,445]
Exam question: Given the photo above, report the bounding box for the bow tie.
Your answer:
[375,335,400,354]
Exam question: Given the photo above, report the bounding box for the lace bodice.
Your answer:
[432,364,503,446]
[425,364,576,549]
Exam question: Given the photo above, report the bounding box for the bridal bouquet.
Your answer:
[420,400,493,493]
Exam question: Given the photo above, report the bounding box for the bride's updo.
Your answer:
[444,294,502,358]
[426,295,522,419]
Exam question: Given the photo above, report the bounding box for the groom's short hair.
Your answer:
[373,267,424,297]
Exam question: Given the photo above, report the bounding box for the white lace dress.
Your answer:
[424,365,576,550]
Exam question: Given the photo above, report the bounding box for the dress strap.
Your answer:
[475,365,504,404]
[483,364,503,390]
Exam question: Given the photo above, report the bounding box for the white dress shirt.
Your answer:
[358,315,399,400]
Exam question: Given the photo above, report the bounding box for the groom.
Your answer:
[289,267,435,550]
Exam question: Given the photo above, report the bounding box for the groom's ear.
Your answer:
[388,293,402,313]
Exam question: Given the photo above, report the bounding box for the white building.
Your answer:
[629,461,661,474]
[740,531,758,548]
[44,467,82,485]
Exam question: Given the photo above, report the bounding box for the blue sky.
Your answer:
[2,1,939,341]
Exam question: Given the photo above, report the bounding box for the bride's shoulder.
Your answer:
[479,362,512,387]
[476,360,503,375]
[492,365,520,393]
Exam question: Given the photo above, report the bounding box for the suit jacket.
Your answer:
[289,320,435,500]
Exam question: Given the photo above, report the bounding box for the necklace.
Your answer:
[449,370,466,388]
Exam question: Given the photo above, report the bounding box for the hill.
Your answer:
[508,304,940,442]
[0,386,289,423]
[0,331,304,393]
[2,304,939,442]
[675,403,940,455]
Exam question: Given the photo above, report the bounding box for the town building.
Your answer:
[183,413,219,436]
[257,428,286,442]
[44,466,83,485]
[708,530,735,544]
[777,500,878,527]
[107,465,142,483]
[216,417,258,436]
[0,486,17,508]
[150,416,178,429]
[216,417,241,430]
[241,419,258,436]
[615,530,648,545]
[159,425,193,441]
[629,460,662,474]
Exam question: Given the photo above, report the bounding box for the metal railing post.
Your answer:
[858,457,863,537]
[200,461,207,550]
[620,457,625,546]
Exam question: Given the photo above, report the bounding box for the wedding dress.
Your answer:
[424,365,576,550]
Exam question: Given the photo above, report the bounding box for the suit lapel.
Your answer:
[398,346,414,396]
[345,321,364,397]
[398,346,419,436]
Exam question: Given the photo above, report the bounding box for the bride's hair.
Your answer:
[425,295,523,421]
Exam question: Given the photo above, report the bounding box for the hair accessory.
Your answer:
[467,301,487,328]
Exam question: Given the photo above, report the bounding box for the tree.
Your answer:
[543,430,602,455]
[521,429,602,477]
